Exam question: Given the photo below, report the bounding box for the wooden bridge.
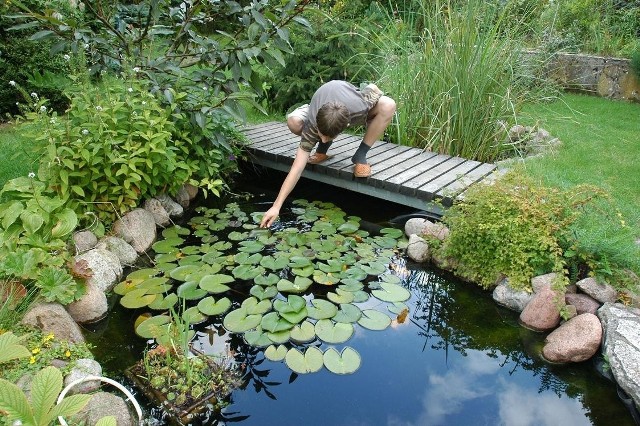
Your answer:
[242,122,498,216]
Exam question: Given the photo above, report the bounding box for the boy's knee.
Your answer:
[379,96,396,118]
[287,116,303,135]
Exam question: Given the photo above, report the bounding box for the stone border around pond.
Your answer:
[404,217,640,414]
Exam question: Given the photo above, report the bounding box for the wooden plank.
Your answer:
[381,153,452,193]
[437,162,497,203]
[401,156,467,198]
[322,142,399,180]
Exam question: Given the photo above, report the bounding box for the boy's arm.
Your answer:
[260,147,311,228]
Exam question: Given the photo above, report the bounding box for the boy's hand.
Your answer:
[260,207,280,228]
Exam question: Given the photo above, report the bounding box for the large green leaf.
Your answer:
[315,319,354,344]
[250,284,278,300]
[169,265,201,281]
[290,320,316,343]
[242,297,272,315]
[266,329,291,344]
[327,288,355,304]
[223,307,263,333]
[20,210,44,235]
[0,332,31,364]
[254,273,280,286]
[197,296,232,316]
[371,281,411,303]
[313,270,340,286]
[307,299,338,320]
[235,252,263,265]
[120,288,156,309]
[135,315,171,338]
[50,208,78,238]
[260,311,295,333]
[183,306,207,324]
[273,295,307,324]
[31,365,63,421]
[323,347,361,375]
[244,328,273,347]
[285,347,323,374]
[0,377,33,423]
[358,310,392,331]
[277,276,313,293]
[148,293,179,310]
[260,255,289,271]
[199,274,234,293]
[264,344,288,362]
[176,281,207,300]
[232,264,265,280]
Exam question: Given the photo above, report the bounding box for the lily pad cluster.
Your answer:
[116,200,410,375]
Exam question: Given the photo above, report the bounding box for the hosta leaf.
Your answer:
[314,319,354,344]
[250,284,278,300]
[199,274,234,293]
[19,210,44,235]
[371,282,411,303]
[307,299,338,320]
[197,296,231,316]
[277,276,313,294]
[358,310,392,331]
[323,347,361,375]
[290,321,316,343]
[285,347,323,374]
[50,208,78,238]
[264,344,287,362]
[223,307,262,333]
[332,303,362,324]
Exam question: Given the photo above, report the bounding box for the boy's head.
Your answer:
[317,102,349,139]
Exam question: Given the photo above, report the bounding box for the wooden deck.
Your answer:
[242,121,498,215]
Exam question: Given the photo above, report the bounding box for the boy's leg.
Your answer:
[286,104,309,136]
[351,95,396,166]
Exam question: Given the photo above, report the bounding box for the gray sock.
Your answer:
[351,142,371,164]
[316,141,332,155]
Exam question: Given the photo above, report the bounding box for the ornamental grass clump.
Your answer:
[438,171,605,291]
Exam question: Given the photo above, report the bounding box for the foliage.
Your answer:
[0,331,31,365]
[259,0,381,113]
[367,0,530,162]
[631,47,640,79]
[0,176,84,304]
[0,365,90,426]
[0,281,36,331]
[438,171,605,291]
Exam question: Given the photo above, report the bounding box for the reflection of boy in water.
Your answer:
[260,80,396,228]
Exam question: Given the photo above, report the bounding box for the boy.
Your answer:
[260,80,396,228]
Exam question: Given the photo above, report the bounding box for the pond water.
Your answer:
[84,170,637,425]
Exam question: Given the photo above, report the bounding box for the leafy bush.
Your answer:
[437,171,605,291]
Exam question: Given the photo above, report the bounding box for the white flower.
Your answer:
[63,54,70,61]
[95,105,103,111]
[82,129,89,135]
[84,43,90,49]
[30,92,38,99]
[49,118,56,124]
[132,111,137,116]
[127,87,133,93]
[203,86,208,91]
[40,106,47,112]
[141,101,146,105]
[9,80,16,86]
[133,67,140,73]
[12,420,23,426]
[28,172,36,178]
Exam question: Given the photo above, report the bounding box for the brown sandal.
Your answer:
[354,163,372,178]
[308,153,333,164]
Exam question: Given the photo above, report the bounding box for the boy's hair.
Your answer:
[317,102,349,138]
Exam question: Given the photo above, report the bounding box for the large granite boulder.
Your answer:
[74,248,123,293]
[112,208,157,253]
[75,392,136,426]
[519,286,565,331]
[96,236,138,266]
[492,278,533,312]
[66,283,109,324]
[406,234,430,263]
[565,293,601,315]
[64,358,103,394]
[21,303,85,344]
[576,277,617,303]
[598,303,640,411]
[542,313,602,363]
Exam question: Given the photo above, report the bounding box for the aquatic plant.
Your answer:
[117,199,409,375]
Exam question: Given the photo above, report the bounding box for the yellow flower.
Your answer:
[65,350,71,358]
[29,356,36,364]
[44,333,55,342]
[31,347,40,355]
[620,220,626,226]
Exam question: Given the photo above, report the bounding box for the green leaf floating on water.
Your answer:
[318,259,344,273]
[162,225,190,238]
[139,277,172,295]
[235,252,263,265]
[327,288,354,304]
[232,264,265,280]
[372,281,411,303]
[380,227,404,239]
[151,238,184,254]
[307,298,338,320]
[113,278,144,295]
[292,264,314,278]
[127,268,160,280]
[135,315,171,339]
[197,296,231,316]
[199,274,234,293]
[120,288,156,309]
[228,231,249,241]
[261,311,295,333]
[176,281,207,300]
[358,309,392,330]
[323,347,361,375]
[359,261,387,276]
[169,265,201,282]
[273,295,308,324]
[242,297,272,315]
[277,276,313,294]
[337,221,360,234]
[244,328,273,347]
[285,347,323,374]
[224,307,263,333]
[332,303,362,323]
[289,256,312,268]
[290,320,316,343]
[260,255,289,271]
[313,270,341,286]
[183,306,207,324]
[148,293,179,310]
[250,284,278,300]
[266,329,290,344]
[238,240,265,254]
[264,344,288,362]
[254,273,280,286]
[315,319,354,344]
[178,254,204,266]
[341,267,367,282]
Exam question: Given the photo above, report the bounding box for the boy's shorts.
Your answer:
[350,84,384,127]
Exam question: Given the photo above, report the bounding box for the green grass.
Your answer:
[516,93,640,276]
[0,124,38,189]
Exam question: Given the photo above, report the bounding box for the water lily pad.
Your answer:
[358,310,392,330]
[289,256,312,268]
[232,264,265,280]
[254,273,280,286]
[176,281,207,300]
[169,265,201,282]
[202,251,225,265]
[277,276,313,294]
[135,314,171,338]
[341,267,367,281]
[148,293,179,310]
[238,240,265,254]
[244,328,273,347]
[155,252,179,264]
[388,302,409,315]
[323,347,361,375]
[212,241,233,251]
[162,225,191,238]
[197,296,231,316]
[371,282,411,303]
[337,221,360,234]
[242,297,272,315]
[151,238,184,254]
[380,227,404,239]
[182,246,203,256]
[199,274,234,293]
[360,261,387,276]
[380,273,402,285]
[127,268,160,280]
[327,288,354,304]
[183,306,207,324]
[318,259,344,274]
[260,255,289,271]
[250,285,278,300]
[313,270,341,286]
[292,264,314,278]
[307,299,338,320]
[113,278,144,295]
[228,231,249,241]
[223,307,263,333]
[266,329,291,344]
[314,319,354,344]
[285,347,323,374]
[157,329,196,348]
[273,295,308,324]
[178,254,204,266]
[351,290,370,303]
[338,280,364,291]
[332,303,362,323]
[120,288,157,309]
[261,311,295,333]
[264,344,288,362]
[290,320,316,343]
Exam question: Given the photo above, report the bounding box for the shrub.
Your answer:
[437,171,605,291]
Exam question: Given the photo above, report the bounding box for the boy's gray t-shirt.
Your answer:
[299,80,370,152]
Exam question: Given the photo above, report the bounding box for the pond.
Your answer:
[83,170,637,425]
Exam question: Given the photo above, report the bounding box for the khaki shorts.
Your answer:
[350,84,384,126]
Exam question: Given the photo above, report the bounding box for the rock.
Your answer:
[565,293,601,315]
[576,277,617,303]
[174,185,191,208]
[64,358,102,394]
[75,392,135,426]
[508,124,527,141]
[542,313,602,363]
[143,198,171,227]
[406,234,430,263]
[597,303,640,410]
[182,183,199,200]
[112,208,157,253]
[519,286,565,331]
[96,236,138,266]
[72,230,98,254]
[531,272,559,293]
[75,248,123,293]
[21,303,85,344]
[421,221,449,241]
[404,218,429,237]
[563,304,578,320]
[492,278,533,312]
[155,193,184,217]
[66,283,108,324]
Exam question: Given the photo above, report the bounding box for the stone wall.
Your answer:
[538,52,640,102]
